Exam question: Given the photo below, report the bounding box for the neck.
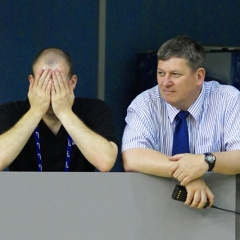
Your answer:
[42,113,61,135]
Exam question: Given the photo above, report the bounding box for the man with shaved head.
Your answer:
[0,48,118,171]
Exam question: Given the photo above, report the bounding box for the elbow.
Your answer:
[123,161,132,172]
[98,165,112,172]
[122,152,135,172]
[123,159,136,172]
[94,142,118,172]
[97,156,116,172]
[97,144,118,172]
[0,158,9,171]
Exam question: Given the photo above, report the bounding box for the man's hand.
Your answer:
[169,153,208,186]
[184,178,214,208]
[51,69,74,117]
[28,68,51,116]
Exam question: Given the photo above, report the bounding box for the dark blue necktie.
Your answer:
[172,111,190,155]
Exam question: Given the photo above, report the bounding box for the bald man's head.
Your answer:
[31,48,74,78]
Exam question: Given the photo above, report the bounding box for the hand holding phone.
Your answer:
[172,185,210,208]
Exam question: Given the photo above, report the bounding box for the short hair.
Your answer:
[31,48,74,78]
[157,36,205,71]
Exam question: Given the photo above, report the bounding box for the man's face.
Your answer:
[157,57,204,110]
[31,57,71,115]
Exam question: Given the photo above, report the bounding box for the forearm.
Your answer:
[213,150,240,174]
[57,110,118,172]
[0,109,42,170]
[122,148,174,177]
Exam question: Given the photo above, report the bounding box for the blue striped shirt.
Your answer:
[122,81,240,155]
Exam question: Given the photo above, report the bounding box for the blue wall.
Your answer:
[105,0,240,163]
[0,1,98,104]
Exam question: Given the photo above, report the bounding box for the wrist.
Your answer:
[28,107,45,119]
[55,109,73,121]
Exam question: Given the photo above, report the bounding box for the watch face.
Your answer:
[206,154,216,163]
[204,153,216,171]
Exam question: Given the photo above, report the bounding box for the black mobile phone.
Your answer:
[172,184,210,208]
[172,185,187,202]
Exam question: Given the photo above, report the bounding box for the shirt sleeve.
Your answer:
[223,89,240,150]
[121,97,157,152]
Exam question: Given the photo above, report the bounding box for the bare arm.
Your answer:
[0,110,43,170]
[57,110,117,171]
[122,148,174,177]
[51,69,117,172]
[123,148,216,209]
[213,150,240,174]
[0,68,51,170]
[169,150,240,186]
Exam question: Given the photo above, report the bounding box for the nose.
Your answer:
[161,74,172,87]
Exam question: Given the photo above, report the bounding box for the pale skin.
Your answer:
[0,54,117,171]
[123,57,240,208]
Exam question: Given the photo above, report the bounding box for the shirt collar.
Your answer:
[166,83,206,123]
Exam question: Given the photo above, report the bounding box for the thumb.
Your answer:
[169,154,184,161]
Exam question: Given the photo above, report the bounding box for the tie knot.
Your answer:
[176,111,189,120]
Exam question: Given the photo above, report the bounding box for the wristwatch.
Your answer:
[204,153,216,171]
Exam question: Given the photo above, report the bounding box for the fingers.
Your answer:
[46,79,52,94]
[42,70,52,91]
[28,68,52,95]
[169,163,191,185]
[34,68,69,94]
[52,69,69,93]
[185,190,194,206]
[180,175,191,186]
[169,154,183,161]
[184,181,214,209]
[50,69,74,117]
[35,68,51,88]
[52,71,61,94]
[206,189,215,208]
[185,190,208,208]
[33,68,44,87]
[169,154,207,185]
[168,154,184,177]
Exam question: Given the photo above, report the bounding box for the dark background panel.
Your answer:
[0,1,98,104]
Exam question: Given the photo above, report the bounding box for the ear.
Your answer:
[69,75,77,89]
[196,68,205,86]
[28,75,34,84]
